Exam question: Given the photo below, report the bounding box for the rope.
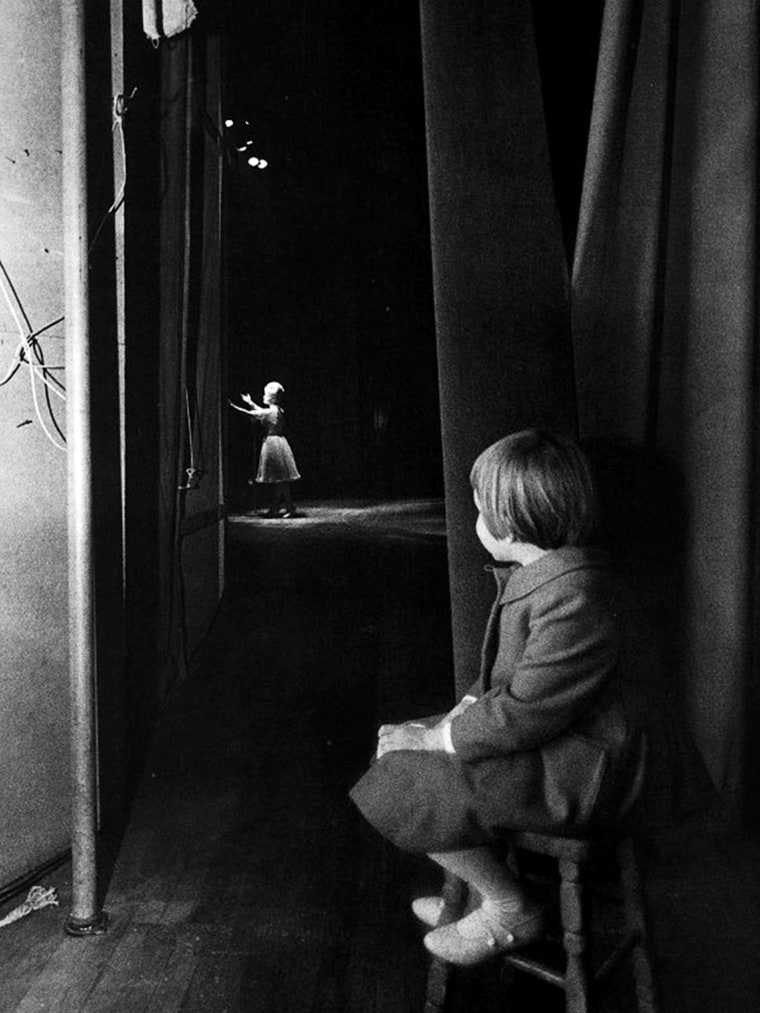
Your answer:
[0,885,59,928]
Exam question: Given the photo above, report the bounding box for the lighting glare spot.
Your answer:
[247,156,260,167]
[236,145,248,152]
[224,118,234,128]
[257,159,268,169]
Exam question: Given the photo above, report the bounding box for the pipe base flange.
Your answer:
[64,911,109,937]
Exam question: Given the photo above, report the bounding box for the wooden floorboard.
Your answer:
[79,924,176,1013]
[14,921,131,1013]
[142,931,200,1013]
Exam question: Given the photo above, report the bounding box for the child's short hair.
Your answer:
[470,430,598,549]
[264,381,284,403]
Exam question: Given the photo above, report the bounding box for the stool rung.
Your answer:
[424,836,658,1012]
[504,929,643,992]
[503,951,565,988]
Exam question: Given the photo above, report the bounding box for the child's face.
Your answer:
[474,492,517,562]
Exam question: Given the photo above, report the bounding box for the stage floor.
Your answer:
[229,498,447,542]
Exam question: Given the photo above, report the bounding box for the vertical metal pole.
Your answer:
[212,35,226,599]
[111,0,127,589]
[61,0,107,936]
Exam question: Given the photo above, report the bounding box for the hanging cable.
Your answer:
[0,316,66,393]
[27,351,66,450]
[88,88,135,256]
[27,315,67,391]
[0,258,66,450]
[185,387,195,474]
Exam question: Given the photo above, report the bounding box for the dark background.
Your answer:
[218,0,604,507]
[221,0,440,505]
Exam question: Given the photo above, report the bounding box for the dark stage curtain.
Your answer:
[158,31,225,696]
[572,0,759,804]
[421,0,758,812]
[419,0,576,698]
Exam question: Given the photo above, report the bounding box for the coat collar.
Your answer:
[488,546,609,604]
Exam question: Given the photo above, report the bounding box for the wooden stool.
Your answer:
[424,831,658,1013]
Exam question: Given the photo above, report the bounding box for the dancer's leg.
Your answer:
[267,485,282,517]
[280,482,294,515]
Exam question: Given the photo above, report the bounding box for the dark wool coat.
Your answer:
[350,547,710,853]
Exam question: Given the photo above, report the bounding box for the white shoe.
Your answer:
[411,896,445,927]
[424,903,546,966]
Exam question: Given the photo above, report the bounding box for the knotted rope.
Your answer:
[0,886,59,928]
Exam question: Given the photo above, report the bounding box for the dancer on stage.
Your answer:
[230,380,300,518]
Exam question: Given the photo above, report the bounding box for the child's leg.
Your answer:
[421,847,545,965]
[429,847,527,912]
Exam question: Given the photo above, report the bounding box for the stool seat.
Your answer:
[424,831,658,1013]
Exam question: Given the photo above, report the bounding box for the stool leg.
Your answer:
[423,872,467,1013]
[559,857,590,1013]
[618,838,658,1013]
[424,959,451,1013]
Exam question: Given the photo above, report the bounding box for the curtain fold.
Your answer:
[572,0,759,799]
[157,34,192,694]
[419,0,575,696]
[158,31,225,696]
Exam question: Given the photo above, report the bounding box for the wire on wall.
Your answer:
[0,256,66,451]
[1,84,137,454]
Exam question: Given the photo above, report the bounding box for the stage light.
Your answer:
[257,159,268,169]
[247,156,260,167]
[224,118,234,127]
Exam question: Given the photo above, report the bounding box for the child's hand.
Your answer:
[241,393,253,405]
[376,722,444,758]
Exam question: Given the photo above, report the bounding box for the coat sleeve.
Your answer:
[449,581,619,760]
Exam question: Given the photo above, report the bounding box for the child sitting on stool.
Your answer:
[350,428,710,966]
